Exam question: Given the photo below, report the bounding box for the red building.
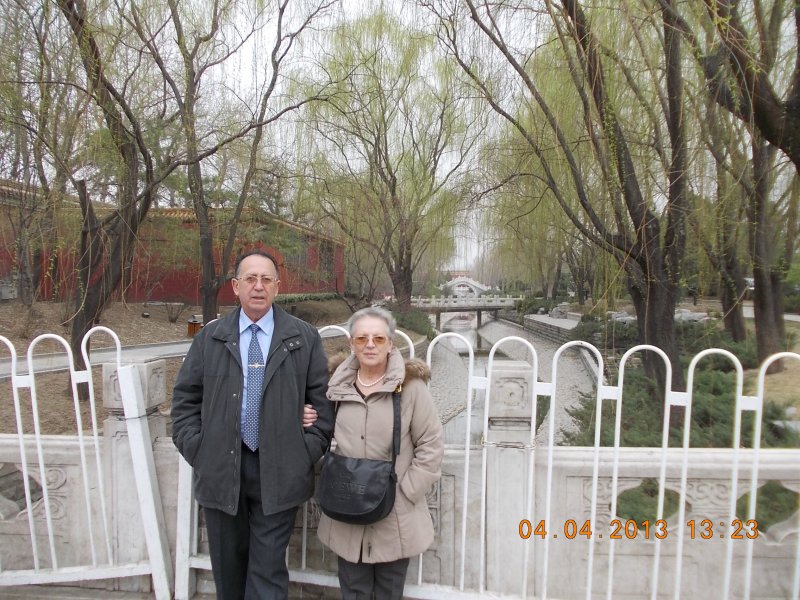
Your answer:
[125,208,345,305]
[0,180,344,305]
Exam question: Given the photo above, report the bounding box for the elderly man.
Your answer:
[172,249,333,599]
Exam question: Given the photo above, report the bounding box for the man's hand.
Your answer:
[303,404,318,428]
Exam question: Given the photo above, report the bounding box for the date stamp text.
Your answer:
[518,518,759,540]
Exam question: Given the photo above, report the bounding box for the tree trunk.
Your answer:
[189,160,221,323]
[551,260,562,300]
[749,137,784,371]
[712,130,747,343]
[719,273,747,343]
[58,0,154,388]
[388,263,413,308]
[16,233,34,307]
[575,284,586,306]
[197,208,221,323]
[628,269,684,392]
[70,181,103,399]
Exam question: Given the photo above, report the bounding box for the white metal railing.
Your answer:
[426,332,476,593]
[0,328,173,598]
[4,326,796,598]
[172,331,800,599]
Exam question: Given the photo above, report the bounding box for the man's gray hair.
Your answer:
[346,306,397,337]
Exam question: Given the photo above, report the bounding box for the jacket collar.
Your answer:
[213,304,299,350]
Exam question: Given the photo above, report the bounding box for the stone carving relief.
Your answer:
[0,463,59,521]
[581,476,734,523]
[306,497,323,529]
[427,480,442,536]
[43,466,68,490]
[496,379,526,411]
[683,479,730,521]
[148,364,165,401]
[103,360,167,410]
[580,475,800,534]
[582,477,646,522]
[17,466,68,521]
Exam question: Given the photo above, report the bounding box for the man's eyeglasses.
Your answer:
[236,274,278,286]
[352,334,389,348]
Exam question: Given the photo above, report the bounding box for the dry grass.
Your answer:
[743,322,800,412]
[0,299,198,351]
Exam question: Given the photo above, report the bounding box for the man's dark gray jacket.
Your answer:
[171,305,334,516]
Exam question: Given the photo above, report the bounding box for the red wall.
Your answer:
[0,209,345,305]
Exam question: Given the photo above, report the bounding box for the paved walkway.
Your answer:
[0,340,192,378]
[744,305,800,322]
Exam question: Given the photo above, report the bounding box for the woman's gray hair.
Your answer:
[346,306,397,337]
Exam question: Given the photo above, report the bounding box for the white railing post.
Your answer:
[117,364,174,599]
[174,456,199,600]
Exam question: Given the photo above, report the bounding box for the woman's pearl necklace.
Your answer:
[357,370,386,387]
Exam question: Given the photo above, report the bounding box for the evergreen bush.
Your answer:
[564,369,799,529]
[784,292,800,314]
[275,292,342,304]
[515,296,556,316]
[387,305,436,339]
[564,369,798,449]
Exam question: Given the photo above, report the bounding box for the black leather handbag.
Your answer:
[318,387,401,525]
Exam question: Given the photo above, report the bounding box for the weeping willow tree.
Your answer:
[0,1,90,308]
[425,0,702,392]
[478,104,606,304]
[665,0,800,362]
[127,0,338,322]
[482,171,570,300]
[299,7,482,306]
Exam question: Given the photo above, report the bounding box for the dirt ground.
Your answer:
[0,299,354,435]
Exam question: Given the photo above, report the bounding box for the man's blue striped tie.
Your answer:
[242,324,263,451]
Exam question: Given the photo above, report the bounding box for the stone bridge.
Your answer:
[441,276,491,297]
[410,294,523,328]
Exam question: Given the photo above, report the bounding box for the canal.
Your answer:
[427,312,595,446]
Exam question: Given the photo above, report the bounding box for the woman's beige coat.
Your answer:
[317,348,444,563]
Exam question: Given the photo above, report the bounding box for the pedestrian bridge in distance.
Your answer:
[410,294,523,328]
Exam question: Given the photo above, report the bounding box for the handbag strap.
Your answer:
[390,384,402,469]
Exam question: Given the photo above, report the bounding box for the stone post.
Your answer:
[103,359,167,592]
[485,360,535,596]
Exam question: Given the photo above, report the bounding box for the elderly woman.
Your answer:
[318,306,444,599]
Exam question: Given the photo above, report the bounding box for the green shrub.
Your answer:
[515,296,556,316]
[275,292,341,304]
[387,305,435,339]
[571,318,761,371]
[736,481,799,532]
[563,308,799,532]
[564,369,800,449]
[570,317,639,351]
[616,479,680,526]
[674,321,759,370]
[784,293,800,314]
